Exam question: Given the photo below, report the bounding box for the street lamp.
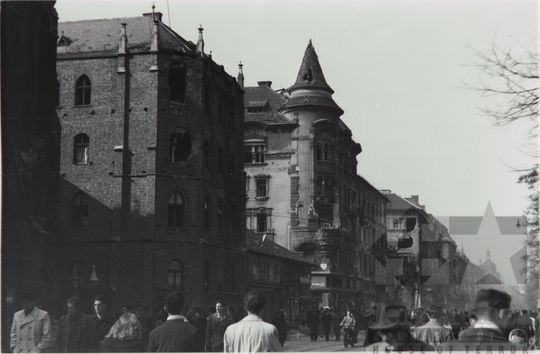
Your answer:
[89,265,99,289]
[70,263,79,289]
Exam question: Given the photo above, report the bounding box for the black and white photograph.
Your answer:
[2,0,538,352]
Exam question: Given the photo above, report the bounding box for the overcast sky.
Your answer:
[55,0,538,285]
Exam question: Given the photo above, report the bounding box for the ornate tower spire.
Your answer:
[237,61,244,89]
[196,25,204,55]
[288,39,333,94]
[280,40,342,115]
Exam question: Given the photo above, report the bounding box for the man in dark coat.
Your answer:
[320,308,333,341]
[205,300,236,352]
[56,296,92,352]
[270,310,288,346]
[147,291,198,352]
[88,295,114,352]
[192,308,207,352]
[307,308,321,342]
[516,310,533,342]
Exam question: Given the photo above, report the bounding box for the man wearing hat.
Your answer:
[412,306,453,346]
[363,304,435,352]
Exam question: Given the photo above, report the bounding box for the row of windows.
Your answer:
[59,72,240,127]
[251,262,280,282]
[71,191,238,235]
[167,259,236,292]
[72,133,239,177]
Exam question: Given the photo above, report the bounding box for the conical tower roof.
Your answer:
[288,40,334,94]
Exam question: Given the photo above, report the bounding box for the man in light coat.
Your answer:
[10,292,52,353]
[223,291,283,352]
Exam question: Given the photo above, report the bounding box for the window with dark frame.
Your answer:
[73,134,89,165]
[75,75,91,106]
[73,192,88,227]
[256,179,267,197]
[257,213,267,232]
[168,191,185,227]
[244,144,265,164]
[169,66,186,103]
[168,260,183,289]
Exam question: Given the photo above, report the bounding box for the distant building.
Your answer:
[244,230,315,324]
[54,12,246,314]
[243,41,388,312]
[1,0,60,350]
[381,191,449,308]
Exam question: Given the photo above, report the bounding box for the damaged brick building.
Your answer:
[53,12,247,314]
[243,41,389,312]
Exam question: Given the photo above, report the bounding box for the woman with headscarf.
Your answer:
[99,312,144,352]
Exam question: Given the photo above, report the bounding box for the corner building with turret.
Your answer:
[53,12,247,315]
[243,41,389,312]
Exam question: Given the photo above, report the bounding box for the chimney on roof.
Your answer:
[238,62,244,89]
[257,81,272,88]
[408,195,420,206]
[380,189,392,194]
[143,11,163,22]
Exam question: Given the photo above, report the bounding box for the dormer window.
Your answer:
[246,100,268,113]
[58,32,70,46]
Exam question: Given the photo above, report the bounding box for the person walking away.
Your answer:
[223,291,283,352]
[56,296,92,352]
[10,292,52,353]
[88,295,114,352]
[321,308,333,341]
[331,309,341,341]
[99,312,144,352]
[205,300,235,352]
[270,310,288,346]
[306,309,321,341]
[453,289,512,344]
[137,305,153,349]
[147,291,198,352]
[227,306,241,324]
[412,306,453,346]
[193,308,207,352]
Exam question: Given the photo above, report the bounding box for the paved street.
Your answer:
[284,331,367,352]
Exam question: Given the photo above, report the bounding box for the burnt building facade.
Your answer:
[53,12,247,313]
[1,0,61,343]
[243,41,388,312]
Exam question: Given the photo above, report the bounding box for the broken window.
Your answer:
[169,131,191,162]
[405,218,416,232]
[168,260,183,289]
[73,134,89,165]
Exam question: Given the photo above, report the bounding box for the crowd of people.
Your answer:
[8,288,540,352]
[9,290,286,353]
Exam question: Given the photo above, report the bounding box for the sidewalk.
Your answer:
[283,330,367,352]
